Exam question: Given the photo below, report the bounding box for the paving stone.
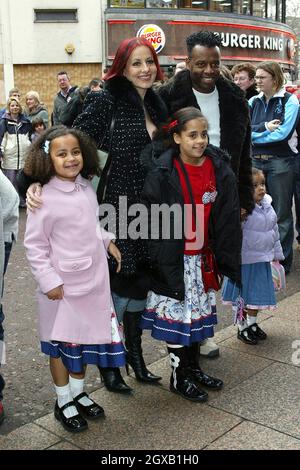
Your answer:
[36,382,241,450]
[205,421,300,450]
[47,441,82,450]
[220,316,300,366]
[209,362,300,440]
[0,423,60,450]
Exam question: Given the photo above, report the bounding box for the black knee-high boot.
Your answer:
[123,311,161,383]
[167,346,208,402]
[98,367,132,394]
[186,342,223,390]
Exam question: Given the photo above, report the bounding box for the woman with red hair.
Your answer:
[22,37,168,394]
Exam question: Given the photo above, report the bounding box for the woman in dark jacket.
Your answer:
[20,37,168,393]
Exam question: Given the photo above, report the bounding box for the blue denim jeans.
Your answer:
[111,292,146,324]
[252,156,295,272]
[294,154,300,243]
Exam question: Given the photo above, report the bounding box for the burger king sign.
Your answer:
[136,24,166,54]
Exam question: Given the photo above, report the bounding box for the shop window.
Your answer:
[267,0,277,20]
[277,0,283,22]
[233,0,251,15]
[178,0,208,9]
[209,0,233,13]
[252,0,266,18]
[147,0,177,6]
[109,0,145,7]
[34,9,78,22]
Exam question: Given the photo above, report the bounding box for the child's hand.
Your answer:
[240,208,248,221]
[266,119,281,132]
[108,241,121,273]
[46,285,64,300]
[26,183,43,212]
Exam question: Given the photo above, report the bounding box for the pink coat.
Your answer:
[24,175,114,345]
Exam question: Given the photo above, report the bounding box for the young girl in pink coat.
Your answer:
[24,126,125,433]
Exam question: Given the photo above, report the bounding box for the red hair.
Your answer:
[104,37,164,82]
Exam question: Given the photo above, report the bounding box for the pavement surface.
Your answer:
[0,209,299,450]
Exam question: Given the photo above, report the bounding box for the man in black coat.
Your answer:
[158,31,254,358]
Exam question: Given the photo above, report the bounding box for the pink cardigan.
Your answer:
[24,175,115,345]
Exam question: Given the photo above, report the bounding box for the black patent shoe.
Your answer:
[98,367,132,394]
[54,400,88,433]
[74,392,105,420]
[189,367,223,390]
[249,323,267,340]
[237,327,258,345]
[170,377,208,403]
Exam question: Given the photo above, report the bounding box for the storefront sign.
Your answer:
[220,32,284,51]
[136,24,165,53]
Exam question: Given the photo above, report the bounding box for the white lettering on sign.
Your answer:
[219,32,284,51]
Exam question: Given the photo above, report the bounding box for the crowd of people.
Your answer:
[0,30,299,432]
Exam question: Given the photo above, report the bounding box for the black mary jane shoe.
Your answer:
[249,323,267,340]
[54,400,88,433]
[237,327,258,345]
[189,367,223,390]
[74,392,105,420]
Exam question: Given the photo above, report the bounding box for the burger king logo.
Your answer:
[136,24,165,54]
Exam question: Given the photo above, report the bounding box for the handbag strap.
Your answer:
[176,156,212,256]
[176,157,197,223]
[96,103,117,204]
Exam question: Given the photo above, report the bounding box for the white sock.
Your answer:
[54,383,78,418]
[237,320,247,332]
[247,315,257,327]
[69,376,93,407]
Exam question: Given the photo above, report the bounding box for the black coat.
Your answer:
[158,70,254,214]
[74,76,168,298]
[141,145,241,301]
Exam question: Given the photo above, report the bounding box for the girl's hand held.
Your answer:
[46,285,64,300]
[108,241,122,273]
[26,182,43,212]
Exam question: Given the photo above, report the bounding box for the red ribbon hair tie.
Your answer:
[163,120,178,132]
[168,120,178,130]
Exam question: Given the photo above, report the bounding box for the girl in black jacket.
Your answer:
[140,107,241,403]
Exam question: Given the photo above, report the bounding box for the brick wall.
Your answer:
[2,63,103,116]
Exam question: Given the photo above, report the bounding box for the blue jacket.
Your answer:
[249,89,299,157]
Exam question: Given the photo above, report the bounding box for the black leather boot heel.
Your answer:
[123,311,161,383]
[98,366,132,394]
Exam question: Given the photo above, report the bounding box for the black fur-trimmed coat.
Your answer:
[158,70,254,213]
[74,76,168,298]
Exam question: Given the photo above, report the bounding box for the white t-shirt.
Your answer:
[193,87,220,147]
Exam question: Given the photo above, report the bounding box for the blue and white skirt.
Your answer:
[41,311,126,373]
[140,254,217,346]
[222,262,276,311]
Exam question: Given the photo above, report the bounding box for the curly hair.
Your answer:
[23,125,101,185]
[186,31,222,55]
